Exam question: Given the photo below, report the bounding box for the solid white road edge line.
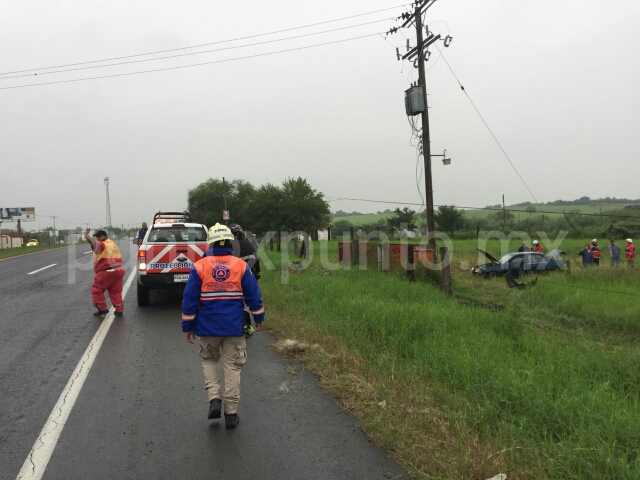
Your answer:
[26,264,57,275]
[16,268,137,480]
[83,251,92,255]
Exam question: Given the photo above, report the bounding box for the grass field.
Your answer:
[333,203,637,227]
[259,238,640,479]
[0,243,71,260]
[332,213,391,226]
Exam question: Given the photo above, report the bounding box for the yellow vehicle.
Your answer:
[26,239,39,247]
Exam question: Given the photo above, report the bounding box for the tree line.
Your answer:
[187,177,331,234]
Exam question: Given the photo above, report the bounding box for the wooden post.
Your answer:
[276,232,281,252]
[440,246,452,298]
[407,244,415,282]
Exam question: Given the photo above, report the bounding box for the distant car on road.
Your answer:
[26,239,39,247]
[472,249,566,278]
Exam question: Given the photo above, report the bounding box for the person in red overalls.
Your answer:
[532,240,543,253]
[626,239,636,268]
[84,228,125,316]
[589,239,601,266]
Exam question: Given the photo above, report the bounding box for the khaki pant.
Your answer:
[199,336,247,414]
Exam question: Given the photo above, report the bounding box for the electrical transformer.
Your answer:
[404,86,425,116]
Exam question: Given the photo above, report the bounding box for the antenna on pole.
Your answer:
[104,177,112,228]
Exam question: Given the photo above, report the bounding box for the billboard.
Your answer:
[0,207,36,221]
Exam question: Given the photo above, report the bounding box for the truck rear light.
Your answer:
[138,250,147,271]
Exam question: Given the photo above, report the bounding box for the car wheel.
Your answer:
[137,282,150,306]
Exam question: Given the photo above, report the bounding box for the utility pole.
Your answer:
[52,216,57,245]
[222,176,229,225]
[395,1,452,250]
[502,194,506,232]
[415,4,436,250]
[104,177,112,228]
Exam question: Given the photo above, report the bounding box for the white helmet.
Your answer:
[627,238,633,243]
[592,239,597,244]
[206,223,234,244]
[533,240,539,245]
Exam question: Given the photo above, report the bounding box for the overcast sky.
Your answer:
[1,0,639,232]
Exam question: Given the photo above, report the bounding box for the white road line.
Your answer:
[83,251,93,255]
[26,264,57,275]
[16,268,137,480]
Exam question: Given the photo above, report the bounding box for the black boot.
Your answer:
[225,413,239,429]
[208,399,221,419]
[93,309,109,316]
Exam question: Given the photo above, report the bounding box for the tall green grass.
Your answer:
[260,239,640,478]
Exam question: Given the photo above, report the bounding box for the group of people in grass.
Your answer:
[578,238,635,268]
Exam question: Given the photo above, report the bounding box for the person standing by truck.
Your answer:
[135,222,148,246]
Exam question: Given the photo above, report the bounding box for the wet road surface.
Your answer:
[0,241,405,480]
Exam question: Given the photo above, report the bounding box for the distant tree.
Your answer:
[243,183,283,233]
[334,210,348,217]
[526,206,536,214]
[388,207,417,230]
[333,219,353,234]
[188,178,255,227]
[435,205,466,238]
[278,177,331,232]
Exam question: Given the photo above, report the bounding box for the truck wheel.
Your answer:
[137,282,150,306]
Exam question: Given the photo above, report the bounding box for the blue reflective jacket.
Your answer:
[181,246,264,336]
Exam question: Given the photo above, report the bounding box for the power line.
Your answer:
[0,33,382,91]
[0,19,393,80]
[434,44,540,206]
[0,3,410,77]
[326,196,640,219]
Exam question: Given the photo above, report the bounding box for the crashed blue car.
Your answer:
[472,249,566,278]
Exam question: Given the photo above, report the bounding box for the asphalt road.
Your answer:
[0,241,405,480]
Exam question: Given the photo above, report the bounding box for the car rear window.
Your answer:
[148,226,207,243]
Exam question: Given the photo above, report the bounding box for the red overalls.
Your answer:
[91,239,125,312]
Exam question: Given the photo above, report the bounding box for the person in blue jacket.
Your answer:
[182,223,265,429]
[578,244,593,267]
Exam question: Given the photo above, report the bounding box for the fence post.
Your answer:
[276,232,281,252]
[407,244,415,282]
[440,246,452,298]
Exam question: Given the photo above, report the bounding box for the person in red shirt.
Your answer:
[626,239,636,268]
[84,228,125,316]
[589,239,601,266]
[532,240,543,253]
